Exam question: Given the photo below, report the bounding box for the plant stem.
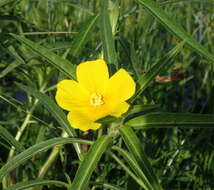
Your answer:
[32,131,68,190]
[8,100,38,159]
[38,131,68,179]
[110,152,148,190]
[2,100,38,188]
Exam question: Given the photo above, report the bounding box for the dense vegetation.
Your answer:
[1,0,214,189]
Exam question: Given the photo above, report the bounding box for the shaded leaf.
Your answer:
[70,14,100,56]
[120,127,162,190]
[0,125,24,152]
[0,137,92,181]
[5,180,68,190]
[17,83,82,159]
[11,34,75,79]
[135,0,214,62]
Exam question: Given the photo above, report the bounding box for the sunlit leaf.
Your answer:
[126,112,214,129]
[0,137,92,181]
[69,135,111,190]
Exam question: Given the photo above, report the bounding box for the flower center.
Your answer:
[90,93,104,107]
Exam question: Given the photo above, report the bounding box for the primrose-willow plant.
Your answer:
[55,59,136,131]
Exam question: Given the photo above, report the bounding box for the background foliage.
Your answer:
[1,0,214,189]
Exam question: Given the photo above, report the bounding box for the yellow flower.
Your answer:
[55,59,136,131]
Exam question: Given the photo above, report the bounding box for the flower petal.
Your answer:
[67,111,101,131]
[55,80,90,111]
[77,59,109,93]
[105,69,136,103]
[110,102,130,117]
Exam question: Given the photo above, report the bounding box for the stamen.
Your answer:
[90,93,104,107]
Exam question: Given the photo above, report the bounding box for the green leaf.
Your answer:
[127,104,160,116]
[131,41,184,102]
[69,135,111,190]
[0,125,24,152]
[135,0,214,62]
[0,0,18,7]
[110,152,147,189]
[93,182,126,190]
[0,137,92,181]
[96,115,119,124]
[109,0,119,35]
[112,146,153,190]
[11,34,75,79]
[120,127,162,190]
[70,14,100,56]
[63,0,94,15]
[126,112,214,129]
[0,45,25,78]
[17,83,82,158]
[5,180,68,190]
[100,0,118,70]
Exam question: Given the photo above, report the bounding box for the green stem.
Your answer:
[32,131,68,190]
[8,101,38,159]
[38,131,68,179]
[110,152,148,190]
[3,84,47,188]
[2,100,38,188]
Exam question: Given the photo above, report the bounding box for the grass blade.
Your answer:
[0,45,25,78]
[5,180,68,190]
[69,135,111,190]
[11,34,75,79]
[0,125,24,152]
[0,0,18,7]
[131,42,184,102]
[17,83,82,159]
[70,14,100,57]
[126,112,214,129]
[120,127,162,190]
[110,152,146,188]
[100,0,118,70]
[92,182,126,190]
[0,137,92,181]
[135,0,214,62]
[112,146,153,190]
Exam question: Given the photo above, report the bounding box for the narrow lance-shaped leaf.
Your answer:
[17,83,82,159]
[92,182,126,190]
[112,146,153,190]
[0,137,93,181]
[0,45,25,78]
[100,0,118,71]
[0,125,24,152]
[5,180,68,190]
[135,0,214,63]
[110,152,146,188]
[70,14,100,56]
[125,104,160,118]
[11,34,75,79]
[120,126,162,190]
[131,41,184,102]
[69,135,111,190]
[0,0,19,7]
[126,112,214,129]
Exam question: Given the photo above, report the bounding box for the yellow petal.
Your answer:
[105,69,136,104]
[67,111,101,131]
[77,59,109,93]
[55,80,90,111]
[110,102,130,117]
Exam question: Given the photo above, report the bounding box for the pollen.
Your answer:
[90,93,104,107]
